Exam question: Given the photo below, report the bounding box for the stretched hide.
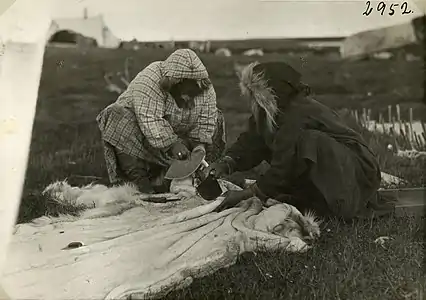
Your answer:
[2,179,320,300]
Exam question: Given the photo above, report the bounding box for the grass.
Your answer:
[163,216,424,300]
[19,46,425,299]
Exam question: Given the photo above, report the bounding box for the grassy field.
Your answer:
[20,47,425,299]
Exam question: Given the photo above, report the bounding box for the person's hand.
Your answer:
[169,141,190,160]
[203,156,236,179]
[214,189,254,212]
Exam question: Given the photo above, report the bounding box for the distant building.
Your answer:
[242,48,264,57]
[188,41,211,53]
[119,40,176,50]
[215,48,232,57]
[118,39,142,51]
[294,37,344,49]
[145,41,176,49]
[340,15,424,59]
[208,37,344,55]
[47,8,121,49]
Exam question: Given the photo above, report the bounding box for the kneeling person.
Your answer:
[97,49,225,194]
[208,61,395,220]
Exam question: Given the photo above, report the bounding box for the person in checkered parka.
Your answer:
[96,49,226,194]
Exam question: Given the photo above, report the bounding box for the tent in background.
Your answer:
[340,15,424,59]
[47,10,121,49]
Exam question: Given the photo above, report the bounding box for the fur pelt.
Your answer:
[42,180,140,208]
[41,180,144,223]
[39,179,322,242]
[40,177,200,224]
[253,205,321,241]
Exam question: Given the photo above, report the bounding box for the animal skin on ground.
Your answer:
[2,178,321,300]
[40,178,320,241]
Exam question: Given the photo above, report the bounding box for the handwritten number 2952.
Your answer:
[363,1,413,16]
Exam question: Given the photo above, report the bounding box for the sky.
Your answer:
[49,0,425,41]
[1,0,425,42]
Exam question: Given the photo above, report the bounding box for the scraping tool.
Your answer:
[164,149,224,200]
[164,148,207,180]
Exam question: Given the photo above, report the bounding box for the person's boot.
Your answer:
[133,176,156,194]
[149,164,170,193]
[116,151,155,194]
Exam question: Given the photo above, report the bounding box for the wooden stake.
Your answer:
[420,121,426,134]
[379,113,386,134]
[418,134,425,149]
[420,122,426,143]
[414,134,421,150]
[400,126,409,149]
[405,121,414,150]
[409,107,414,142]
[396,104,403,138]
[362,107,367,127]
[392,116,401,147]
[389,127,400,151]
[388,105,392,124]
[392,116,397,134]
[396,104,401,122]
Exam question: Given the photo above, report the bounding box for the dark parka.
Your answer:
[225,62,395,219]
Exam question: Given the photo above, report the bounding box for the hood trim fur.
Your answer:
[238,62,279,132]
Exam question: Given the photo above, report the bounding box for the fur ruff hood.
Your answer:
[238,61,303,132]
[239,62,279,130]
